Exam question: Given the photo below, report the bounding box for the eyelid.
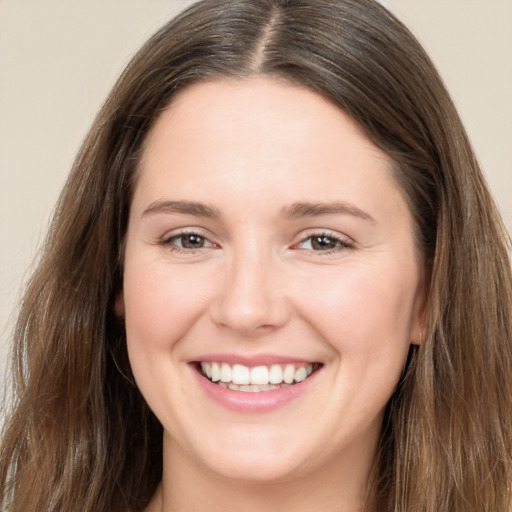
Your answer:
[160,227,220,251]
[157,227,354,255]
[292,229,355,253]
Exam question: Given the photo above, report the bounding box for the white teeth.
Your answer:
[239,384,260,392]
[250,365,269,385]
[210,362,220,382]
[294,366,307,383]
[232,364,250,385]
[203,362,212,379]
[269,364,283,384]
[220,363,231,382]
[200,361,317,390]
[283,364,295,384]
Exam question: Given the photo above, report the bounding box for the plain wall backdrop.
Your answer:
[1,0,511,381]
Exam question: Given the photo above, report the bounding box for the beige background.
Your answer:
[1,1,511,380]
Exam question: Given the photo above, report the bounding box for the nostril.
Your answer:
[210,295,291,334]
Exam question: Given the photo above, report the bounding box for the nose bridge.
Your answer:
[212,240,288,334]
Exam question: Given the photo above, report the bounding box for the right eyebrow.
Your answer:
[141,200,221,219]
[282,201,376,223]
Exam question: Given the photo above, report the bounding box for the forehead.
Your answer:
[129,76,418,261]
[146,77,373,152]
[137,77,398,200]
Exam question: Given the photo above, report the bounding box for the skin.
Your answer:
[117,77,424,512]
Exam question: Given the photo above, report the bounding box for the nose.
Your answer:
[210,250,291,336]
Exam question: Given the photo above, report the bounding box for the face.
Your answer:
[119,77,424,484]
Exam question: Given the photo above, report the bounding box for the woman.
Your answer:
[1,0,511,511]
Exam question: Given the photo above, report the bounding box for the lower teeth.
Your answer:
[216,382,293,392]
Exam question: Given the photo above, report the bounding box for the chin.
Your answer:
[201,451,307,484]
[173,426,316,484]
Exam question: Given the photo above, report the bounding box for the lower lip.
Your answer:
[192,366,319,413]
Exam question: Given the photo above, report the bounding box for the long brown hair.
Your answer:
[1,1,511,510]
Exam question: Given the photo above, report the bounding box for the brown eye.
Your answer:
[295,233,353,253]
[180,234,206,249]
[310,235,339,250]
[166,232,214,250]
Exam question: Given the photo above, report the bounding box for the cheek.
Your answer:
[297,262,419,356]
[300,263,419,422]
[121,259,217,426]
[122,260,214,355]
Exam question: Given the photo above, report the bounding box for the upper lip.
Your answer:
[188,353,319,366]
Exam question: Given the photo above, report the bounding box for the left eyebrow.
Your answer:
[141,200,221,219]
[282,201,376,223]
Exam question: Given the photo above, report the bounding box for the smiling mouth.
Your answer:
[198,362,321,392]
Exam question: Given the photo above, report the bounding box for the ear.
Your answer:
[410,321,424,345]
[114,290,125,318]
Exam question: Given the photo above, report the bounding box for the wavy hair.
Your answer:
[1,1,511,510]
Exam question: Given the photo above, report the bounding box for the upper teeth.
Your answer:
[200,362,314,386]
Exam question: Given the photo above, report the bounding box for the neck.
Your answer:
[146,433,377,512]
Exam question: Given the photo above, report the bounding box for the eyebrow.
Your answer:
[282,201,375,223]
[142,200,221,219]
[141,199,375,223]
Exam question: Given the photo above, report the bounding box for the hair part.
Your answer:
[1,1,511,511]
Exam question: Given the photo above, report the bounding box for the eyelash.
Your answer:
[294,232,354,255]
[161,230,216,253]
[161,229,353,256]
